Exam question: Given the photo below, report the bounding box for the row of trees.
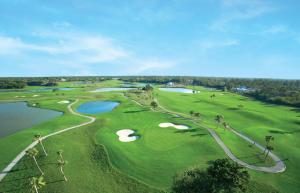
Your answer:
[26,134,68,193]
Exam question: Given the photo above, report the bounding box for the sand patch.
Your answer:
[159,123,189,130]
[32,95,39,97]
[116,129,139,142]
[58,100,70,104]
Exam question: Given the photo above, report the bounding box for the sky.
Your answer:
[0,0,299,79]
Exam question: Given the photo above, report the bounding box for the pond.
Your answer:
[76,101,120,114]
[90,88,134,92]
[0,102,63,138]
[159,88,196,93]
[31,87,74,92]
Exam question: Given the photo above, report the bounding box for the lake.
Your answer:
[159,88,196,93]
[77,101,120,114]
[90,88,134,92]
[0,102,63,138]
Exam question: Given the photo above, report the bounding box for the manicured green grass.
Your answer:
[156,86,300,192]
[1,81,300,193]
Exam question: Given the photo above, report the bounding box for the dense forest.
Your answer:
[0,76,299,107]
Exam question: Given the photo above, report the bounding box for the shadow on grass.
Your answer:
[191,133,208,137]
[227,107,239,111]
[290,108,300,113]
[123,109,148,113]
[174,129,196,133]
[269,129,300,135]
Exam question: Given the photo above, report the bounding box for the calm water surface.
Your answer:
[0,102,62,138]
[159,88,195,93]
[77,101,120,114]
[90,88,133,92]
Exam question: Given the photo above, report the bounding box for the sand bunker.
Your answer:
[159,123,189,130]
[58,100,70,104]
[32,95,39,97]
[116,129,139,142]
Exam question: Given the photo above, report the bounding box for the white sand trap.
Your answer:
[159,123,189,130]
[32,95,39,97]
[32,104,37,107]
[58,100,70,104]
[116,129,139,142]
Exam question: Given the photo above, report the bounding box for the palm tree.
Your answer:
[222,122,229,131]
[189,110,194,117]
[30,176,46,193]
[34,134,47,156]
[210,94,216,99]
[265,145,274,161]
[150,101,158,109]
[26,148,44,175]
[57,159,68,181]
[194,112,201,119]
[57,150,64,161]
[264,136,274,153]
[215,115,224,128]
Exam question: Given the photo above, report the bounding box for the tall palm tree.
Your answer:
[34,134,47,156]
[215,115,224,128]
[189,110,194,117]
[264,136,274,153]
[222,122,229,131]
[57,159,68,181]
[57,150,64,162]
[30,176,46,193]
[265,145,274,161]
[26,148,44,175]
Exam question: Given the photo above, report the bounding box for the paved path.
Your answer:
[0,99,96,182]
[151,97,286,173]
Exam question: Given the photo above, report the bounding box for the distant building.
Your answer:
[167,82,174,87]
[233,86,255,93]
[60,78,67,82]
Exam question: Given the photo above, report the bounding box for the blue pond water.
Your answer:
[77,101,120,114]
[31,87,74,92]
[159,88,195,93]
[90,88,133,92]
[0,102,62,138]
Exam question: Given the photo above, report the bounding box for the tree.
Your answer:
[264,136,274,153]
[34,134,47,156]
[57,159,68,181]
[57,150,64,161]
[30,176,46,193]
[150,101,158,109]
[26,148,44,175]
[189,110,194,117]
[210,94,216,99]
[215,115,224,128]
[265,145,274,161]
[207,159,250,193]
[172,159,250,193]
[222,122,230,131]
[194,112,201,119]
[172,167,211,193]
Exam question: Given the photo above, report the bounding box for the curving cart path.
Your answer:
[0,99,96,182]
[139,96,286,173]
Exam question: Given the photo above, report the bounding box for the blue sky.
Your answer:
[0,0,299,79]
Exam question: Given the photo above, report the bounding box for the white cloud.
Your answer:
[262,25,287,34]
[0,33,128,64]
[131,59,177,74]
[199,39,240,51]
[210,0,278,32]
[0,29,179,75]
